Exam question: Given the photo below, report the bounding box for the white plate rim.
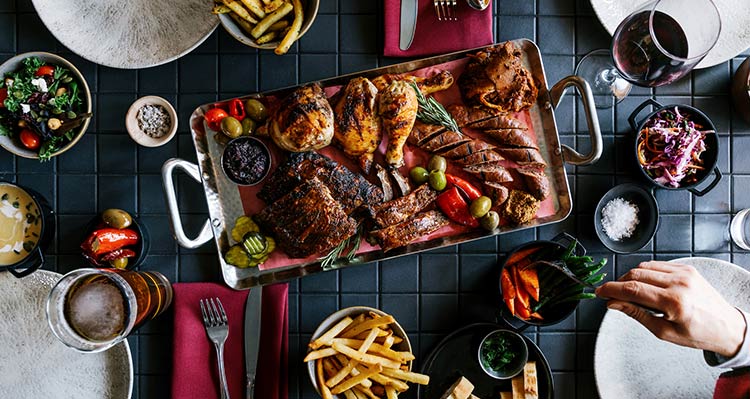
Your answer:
[593,256,750,399]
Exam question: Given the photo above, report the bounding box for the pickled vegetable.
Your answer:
[225,245,252,268]
[221,116,243,138]
[101,208,133,229]
[470,196,492,218]
[231,216,260,242]
[110,257,129,269]
[241,118,256,135]
[480,211,500,231]
[428,170,447,191]
[427,155,447,172]
[410,166,429,184]
[242,232,268,256]
[245,99,268,122]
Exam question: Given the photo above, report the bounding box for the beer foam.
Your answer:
[0,271,131,398]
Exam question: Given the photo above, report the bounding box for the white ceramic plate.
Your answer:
[0,270,133,398]
[594,257,750,399]
[589,0,750,68]
[31,0,218,69]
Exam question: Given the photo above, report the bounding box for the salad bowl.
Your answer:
[0,52,92,160]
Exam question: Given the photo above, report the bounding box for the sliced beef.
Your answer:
[367,184,437,228]
[516,163,551,200]
[463,163,513,183]
[471,115,527,130]
[497,148,546,165]
[370,211,449,252]
[256,179,358,258]
[453,150,505,166]
[420,131,471,153]
[408,120,446,146]
[438,140,495,159]
[483,181,510,206]
[484,128,537,149]
[258,151,383,213]
[448,104,500,127]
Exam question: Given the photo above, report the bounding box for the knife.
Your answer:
[399,0,418,50]
[244,288,263,399]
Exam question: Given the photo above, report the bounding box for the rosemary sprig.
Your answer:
[320,224,364,270]
[409,82,461,133]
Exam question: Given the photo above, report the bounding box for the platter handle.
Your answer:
[161,158,214,249]
[549,75,603,166]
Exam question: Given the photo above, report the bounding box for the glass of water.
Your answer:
[730,209,750,250]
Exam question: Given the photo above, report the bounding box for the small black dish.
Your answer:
[477,329,529,380]
[81,213,150,269]
[221,136,272,186]
[594,183,659,254]
[628,99,721,197]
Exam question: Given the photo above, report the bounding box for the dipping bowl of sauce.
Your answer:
[0,182,54,277]
[221,136,272,186]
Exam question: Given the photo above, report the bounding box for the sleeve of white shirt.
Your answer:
[704,308,750,369]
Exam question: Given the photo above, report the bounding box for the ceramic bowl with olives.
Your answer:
[80,208,149,269]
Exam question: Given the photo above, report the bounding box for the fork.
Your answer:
[200,298,231,399]
[433,0,458,21]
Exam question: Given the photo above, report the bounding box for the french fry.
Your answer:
[268,20,290,31]
[332,342,402,369]
[229,12,256,36]
[383,335,395,349]
[317,359,334,399]
[353,329,390,340]
[340,313,367,337]
[368,372,410,392]
[251,2,293,38]
[356,385,382,399]
[358,327,381,353]
[303,347,338,362]
[212,4,233,14]
[342,315,396,338]
[260,0,271,4]
[274,0,303,55]
[310,316,354,350]
[342,390,358,399]
[221,0,258,23]
[351,388,368,399]
[256,31,278,45]
[386,385,399,399]
[368,343,415,363]
[264,0,285,13]
[240,0,267,18]
[380,368,430,385]
[331,364,383,394]
[326,359,358,388]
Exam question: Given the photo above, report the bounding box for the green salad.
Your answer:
[0,57,88,161]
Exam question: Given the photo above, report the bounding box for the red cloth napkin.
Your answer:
[714,368,750,399]
[171,282,289,399]
[383,0,493,57]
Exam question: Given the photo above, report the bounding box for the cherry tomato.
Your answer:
[204,108,229,131]
[0,88,7,108]
[19,129,41,150]
[34,65,55,77]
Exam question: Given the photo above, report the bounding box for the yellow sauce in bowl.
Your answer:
[0,184,42,266]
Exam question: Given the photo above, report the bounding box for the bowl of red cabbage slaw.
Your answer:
[628,99,721,196]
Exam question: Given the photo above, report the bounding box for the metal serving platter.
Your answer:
[162,39,602,289]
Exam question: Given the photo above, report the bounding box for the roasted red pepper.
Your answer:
[81,228,139,259]
[436,187,479,227]
[100,248,137,262]
[445,174,482,201]
[204,108,228,131]
[228,98,246,121]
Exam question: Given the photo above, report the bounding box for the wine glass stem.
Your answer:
[598,68,619,86]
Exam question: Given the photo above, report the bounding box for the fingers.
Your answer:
[618,268,674,288]
[635,261,682,273]
[595,280,666,309]
[607,300,671,340]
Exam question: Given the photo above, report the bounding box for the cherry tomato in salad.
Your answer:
[19,129,41,150]
[0,88,7,108]
[34,65,55,77]
[204,108,229,131]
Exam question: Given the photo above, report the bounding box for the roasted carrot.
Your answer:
[529,312,544,320]
[501,267,516,316]
[513,266,532,320]
[518,266,540,302]
[505,245,543,266]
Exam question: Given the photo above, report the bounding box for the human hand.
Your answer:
[595,261,746,358]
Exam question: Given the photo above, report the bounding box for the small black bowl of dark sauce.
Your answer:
[221,136,272,186]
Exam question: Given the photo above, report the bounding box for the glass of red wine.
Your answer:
[576,0,721,108]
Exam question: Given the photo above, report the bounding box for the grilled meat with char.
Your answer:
[258,152,383,214]
[484,128,537,149]
[379,79,418,169]
[458,42,538,113]
[367,184,438,228]
[333,77,382,174]
[408,120,446,146]
[256,179,358,258]
[516,163,551,200]
[372,70,454,95]
[497,148,546,165]
[463,163,513,183]
[268,83,334,152]
[420,131,471,153]
[370,210,449,252]
[454,150,505,166]
[437,140,494,159]
[484,181,510,206]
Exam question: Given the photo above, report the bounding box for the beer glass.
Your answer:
[46,268,173,352]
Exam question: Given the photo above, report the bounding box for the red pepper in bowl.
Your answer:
[81,228,139,260]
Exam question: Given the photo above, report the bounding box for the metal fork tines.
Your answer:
[433,0,458,21]
[200,298,231,399]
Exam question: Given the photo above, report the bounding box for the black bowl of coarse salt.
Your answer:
[221,136,272,186]
[594,183,659,254]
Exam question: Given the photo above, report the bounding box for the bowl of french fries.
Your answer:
[212,0,318,55]
[304,307,430,399]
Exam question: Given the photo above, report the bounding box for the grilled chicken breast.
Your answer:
[379,79,418,169]
[269,83,334,152]
[333,77,381,174]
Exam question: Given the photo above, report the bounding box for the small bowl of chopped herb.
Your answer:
[125,96,177,147]
[594,183,659,254]
[0,52,92,161]
[477,329,528,380]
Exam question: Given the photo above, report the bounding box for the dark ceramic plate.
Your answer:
[594,183,658,254]
[418,323,553,399]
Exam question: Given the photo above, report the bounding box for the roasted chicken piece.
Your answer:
[372,70,454,95]
[379,79,418,169]
[269,83,334,152]
[458,42,538,113]
[333,77,381,174]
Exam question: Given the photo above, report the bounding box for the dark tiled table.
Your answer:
[2,0,750,398]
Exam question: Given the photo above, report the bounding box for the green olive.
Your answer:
[101,208,133,229]
[221,116,243,138]
[428,170,447,191]
[110,257,129,269]
[470,196,492,219]
[245,99,268,122]
[410,166,429,184]
[480,211,500,231]
[427,155,447,173]
[241,118,256,135]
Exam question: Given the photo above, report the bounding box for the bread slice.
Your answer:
[439,376,475,399]
[499,393,513,399]
[524,361,539,399]
[511,375,524,399]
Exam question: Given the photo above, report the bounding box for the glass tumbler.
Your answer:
[46,268,173,352]
[731,209,750,251]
